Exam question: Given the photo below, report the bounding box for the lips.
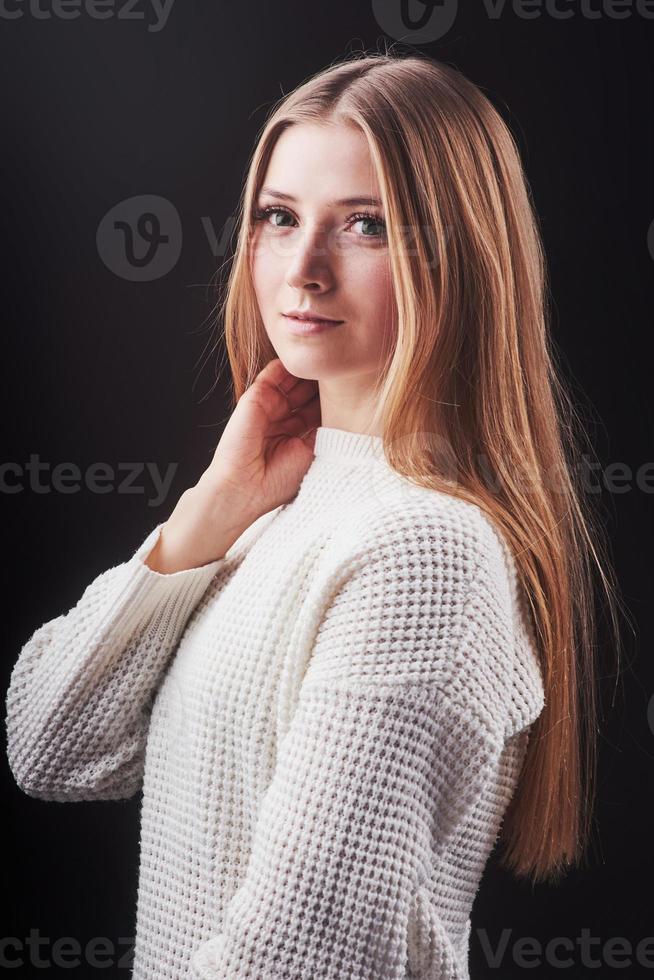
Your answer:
[283,313,344,336]
[283,313,343,323]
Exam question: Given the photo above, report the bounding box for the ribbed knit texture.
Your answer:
[5,425,545,980]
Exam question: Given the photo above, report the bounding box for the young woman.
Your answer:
[6,51,624,980]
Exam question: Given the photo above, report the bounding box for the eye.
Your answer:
[348,212,387,238]
[253,205,295,229]
[252,205,387,240]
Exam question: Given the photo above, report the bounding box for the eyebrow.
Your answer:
[258,186,383,209]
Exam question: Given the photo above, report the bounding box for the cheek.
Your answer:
[349,243,393,293]
[250,242,275,305]
[357,257,397,339]
[250,232,287,301]
[368,260,395,308]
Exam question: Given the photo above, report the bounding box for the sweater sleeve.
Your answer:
[4,522,225,803]
[190,537,506,980]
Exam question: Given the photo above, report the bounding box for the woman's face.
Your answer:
[249,121,397,428]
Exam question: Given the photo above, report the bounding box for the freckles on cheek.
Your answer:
[342,249,392,294]
[365,260,393,292]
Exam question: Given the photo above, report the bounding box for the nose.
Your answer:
[284,222,335,292]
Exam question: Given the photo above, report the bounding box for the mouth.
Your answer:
[282,313,345,336]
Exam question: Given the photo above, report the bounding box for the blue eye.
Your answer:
[254,206,294,228]
[253,205,387,239]
[349,213,387,237]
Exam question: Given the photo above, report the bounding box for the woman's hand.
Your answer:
[144,358,321,573]
[198,356,321,517]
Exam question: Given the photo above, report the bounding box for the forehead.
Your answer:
[261,122,381,203]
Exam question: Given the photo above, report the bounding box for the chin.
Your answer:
[270,343,335,381]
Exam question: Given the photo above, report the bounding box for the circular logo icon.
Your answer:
[96,194,182,281]
[371,0,458,43]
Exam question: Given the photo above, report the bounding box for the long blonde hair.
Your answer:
[205,49,630,885]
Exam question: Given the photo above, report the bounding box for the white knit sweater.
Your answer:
[5,425,545,980]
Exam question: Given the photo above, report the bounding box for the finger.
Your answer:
[285,382,320,418]
[252,359,316,423]
[259,356,303,395]
[300,426,319,452]
[266,413,311,439]
[294,392,322,434]
[268,394,321,438]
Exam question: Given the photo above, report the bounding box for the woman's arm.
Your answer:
[4,355,321,805]
[4,520,228,803]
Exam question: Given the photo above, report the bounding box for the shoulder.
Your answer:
[311,487,545,738]
[345,483,509,596]
[310,489,503,673]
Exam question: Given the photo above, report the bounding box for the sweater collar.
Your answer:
[312,426,387,465]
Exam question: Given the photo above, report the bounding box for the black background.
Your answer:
[1,2,653,977]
